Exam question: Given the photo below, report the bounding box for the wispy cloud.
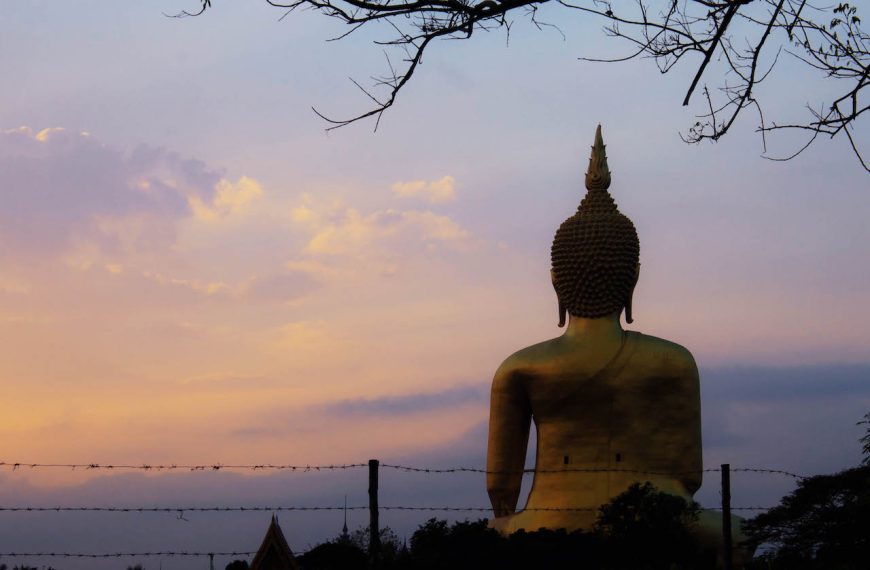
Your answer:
[320,384,487,416]
[303,207,471,256]
[189,176,263,221]
[391,175,456,204]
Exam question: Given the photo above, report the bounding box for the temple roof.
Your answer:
[250,515,300,570]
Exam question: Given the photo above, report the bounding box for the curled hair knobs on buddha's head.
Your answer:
[550,125,640,327]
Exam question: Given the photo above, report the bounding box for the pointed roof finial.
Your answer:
[585,124,611,191]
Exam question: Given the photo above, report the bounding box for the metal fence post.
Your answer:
[721,463,733,570]
[368,459,380,569]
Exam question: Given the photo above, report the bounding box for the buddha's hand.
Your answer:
[490,496,517,518]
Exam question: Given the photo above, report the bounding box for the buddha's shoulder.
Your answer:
[493,332,699,379]
[493,337,565,376]
[628,331,698,372]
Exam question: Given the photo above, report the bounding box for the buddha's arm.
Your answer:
[674,349,703,495]
[486,363,531,517]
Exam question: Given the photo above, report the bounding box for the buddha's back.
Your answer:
[489,330,701,533]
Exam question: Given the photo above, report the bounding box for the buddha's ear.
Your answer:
[624,290,634,324]
[624,263,640,325]
[551,269,567,327]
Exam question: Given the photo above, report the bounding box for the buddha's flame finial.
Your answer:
[585,124,611,191]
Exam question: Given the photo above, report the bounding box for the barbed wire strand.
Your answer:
[380,464,806,479]
[0,461,806,479]
[0,461,367,472]
[731,467,806,479]
[382,464,721,475]
[0,551,257,558]
[0,504,775,513]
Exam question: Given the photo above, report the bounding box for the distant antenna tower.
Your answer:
[341,495,350,542]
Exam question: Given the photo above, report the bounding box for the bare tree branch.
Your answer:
[180,0,868,170]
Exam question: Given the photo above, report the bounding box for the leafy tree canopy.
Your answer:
[595,482,707,569]
[744,412,870,569]
[859,411,870,464]
[744,464,870,569]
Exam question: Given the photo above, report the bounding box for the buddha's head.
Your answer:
[550,125,640,327]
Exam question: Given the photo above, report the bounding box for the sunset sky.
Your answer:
[1,1,868,567]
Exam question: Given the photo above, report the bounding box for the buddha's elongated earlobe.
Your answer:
[625,263,639,324]
[552,268,567,327]
[624,289,634,324]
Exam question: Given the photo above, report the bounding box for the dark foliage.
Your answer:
[311,483,708,569]
[594,482,708,569]
[225,560,250,570]
[859,412,870,465]
[348,524,406,567]
[298,541,368,570]
[744,464,870,569]
[297,524,406,569]
[410,519,501,569]
[505,526,603,568]
[406,518,600,569]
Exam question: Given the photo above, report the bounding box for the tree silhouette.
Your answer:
[859,411,870,465]
[744,413,870,569]
[407,518,595,569]
[743,464,870,569]
[298,541,367,569]
[401,484,707,568]
[184,0,867,169]
[594,482,707,569]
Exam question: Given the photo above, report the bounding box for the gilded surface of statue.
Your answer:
[487,125,703,533]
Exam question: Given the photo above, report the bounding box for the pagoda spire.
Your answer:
[341,495,350,542]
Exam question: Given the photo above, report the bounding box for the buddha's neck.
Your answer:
[563,312,624,340]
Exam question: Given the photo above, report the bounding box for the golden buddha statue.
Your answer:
[486,126,747,565]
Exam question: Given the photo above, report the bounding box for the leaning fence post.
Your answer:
[721,463,733,570]
[368,459,381,569]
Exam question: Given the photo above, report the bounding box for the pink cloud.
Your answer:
[0,126,221,256]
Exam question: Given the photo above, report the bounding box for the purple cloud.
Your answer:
[0,127,221,255]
